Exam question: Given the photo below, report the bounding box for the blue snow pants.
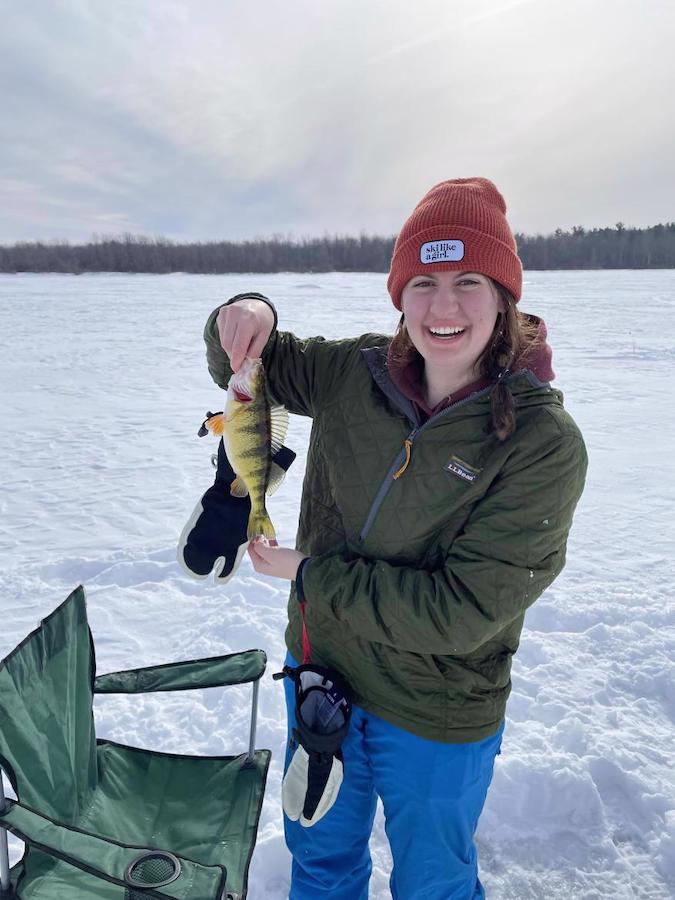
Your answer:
[282,652,504,900]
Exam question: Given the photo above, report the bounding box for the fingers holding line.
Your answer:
[228,325,253,373]
[218,313,253,373]
[217,305,269,372]
[247,538,278,565]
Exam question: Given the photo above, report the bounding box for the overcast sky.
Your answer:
[2,0,674,243]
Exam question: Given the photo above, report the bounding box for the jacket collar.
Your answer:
[362,314,556,426]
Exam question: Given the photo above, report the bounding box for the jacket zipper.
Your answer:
[358,384,495,544]
[359,426,419,542]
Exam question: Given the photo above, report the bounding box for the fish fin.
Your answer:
[206,413,227,436]
[248,511,277,542]
[269,406,289,454]
[265,461,286,496]
[230,476,249,498]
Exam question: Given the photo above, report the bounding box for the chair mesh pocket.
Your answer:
[124,851,181,898]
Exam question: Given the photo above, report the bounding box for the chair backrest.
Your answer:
[0,586,97,822]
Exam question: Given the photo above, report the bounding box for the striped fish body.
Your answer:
[208,358,288,541]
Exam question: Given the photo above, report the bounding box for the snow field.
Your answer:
[1,271,673,898]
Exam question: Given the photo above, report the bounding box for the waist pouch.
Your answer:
[274,663,353,827]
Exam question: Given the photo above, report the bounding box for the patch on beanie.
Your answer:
[420,240,465,263]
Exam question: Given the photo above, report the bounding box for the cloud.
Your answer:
[1,0,674,242]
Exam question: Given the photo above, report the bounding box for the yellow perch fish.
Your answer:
[206,357,288,542]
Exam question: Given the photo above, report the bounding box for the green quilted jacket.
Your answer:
[204,295,588,743]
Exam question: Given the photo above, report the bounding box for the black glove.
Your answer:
[177,414,296,584]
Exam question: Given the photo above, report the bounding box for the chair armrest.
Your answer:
[94,650,266,694]
[0,800,227,899]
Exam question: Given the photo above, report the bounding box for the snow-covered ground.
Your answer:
[1,271,673,899]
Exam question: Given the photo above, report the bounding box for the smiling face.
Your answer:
[400,270,502,392]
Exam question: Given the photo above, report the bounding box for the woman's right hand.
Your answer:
[216,298,275,372]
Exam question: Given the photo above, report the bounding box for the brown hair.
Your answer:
[389,279,541,441]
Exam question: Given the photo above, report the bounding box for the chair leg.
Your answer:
[247,680,260,762]
[0,775,13,897]
[0,830,10,898]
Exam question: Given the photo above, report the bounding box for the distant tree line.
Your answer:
[0,223,674,273]
[515,222,675,269]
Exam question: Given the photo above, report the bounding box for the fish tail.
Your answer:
[247,508,276,543]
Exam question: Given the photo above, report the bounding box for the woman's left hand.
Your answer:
[248,540,308,581]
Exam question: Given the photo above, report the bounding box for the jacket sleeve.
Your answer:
[204,293,376,417]
[302,430,588,656]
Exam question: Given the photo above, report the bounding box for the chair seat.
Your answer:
[89,741,270,896]
[15,740,270,899]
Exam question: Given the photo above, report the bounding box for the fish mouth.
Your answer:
[229,357,262,402]
[232,387,253,403]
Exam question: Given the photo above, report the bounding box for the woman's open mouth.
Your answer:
[426,326,467,343]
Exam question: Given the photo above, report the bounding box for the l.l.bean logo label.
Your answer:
[445,455,481,483]
[420,239,465,263]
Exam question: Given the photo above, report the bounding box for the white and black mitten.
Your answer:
[275,664,352,827]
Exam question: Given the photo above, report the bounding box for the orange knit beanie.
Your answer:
[387,177,522,309]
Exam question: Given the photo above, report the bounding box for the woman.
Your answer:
[203,177,588,900]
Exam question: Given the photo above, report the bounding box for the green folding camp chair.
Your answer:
[0,585,270,899]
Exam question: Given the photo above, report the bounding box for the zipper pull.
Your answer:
[393,428,418,480]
